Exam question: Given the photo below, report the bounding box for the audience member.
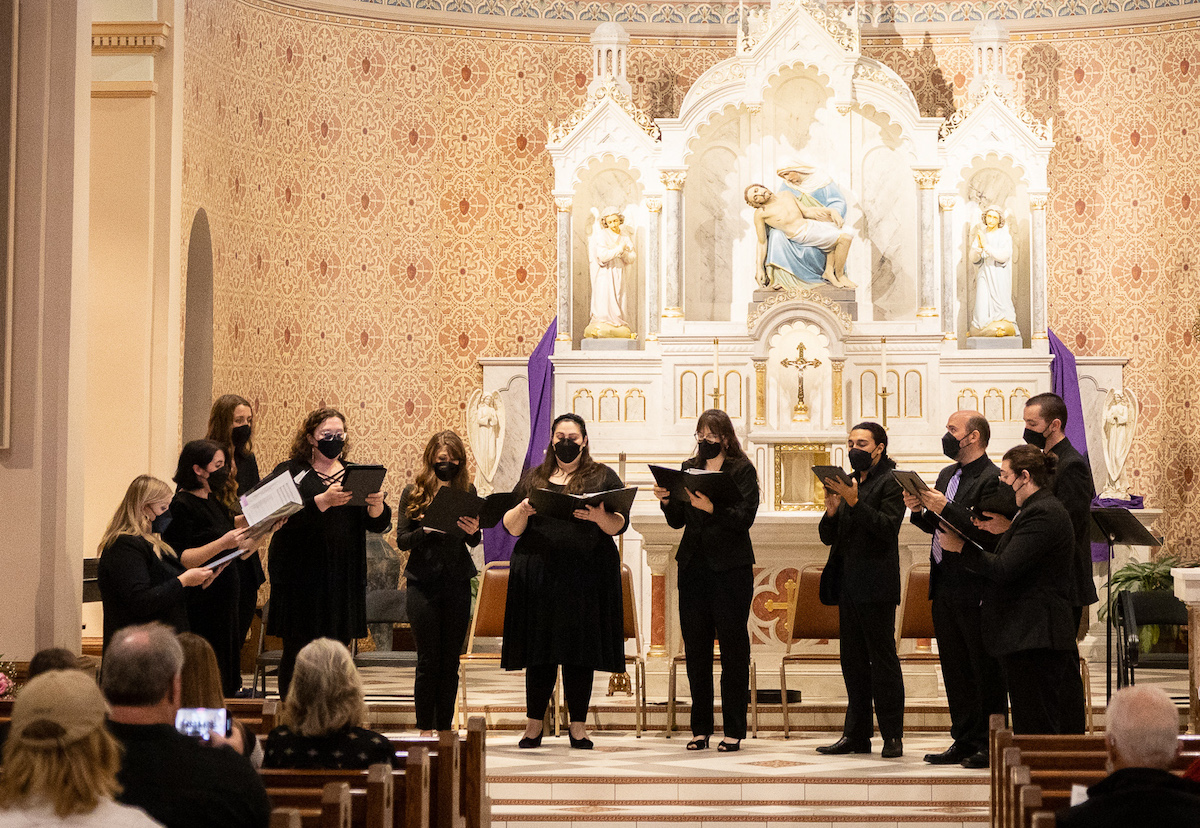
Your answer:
[262,638,395,769]
[102,623,270,828]
[0,669,162,826]
[1057,685,1200,826]
[0,646,94,752]
[177,632,260,766]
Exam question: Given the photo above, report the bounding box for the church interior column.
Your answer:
[555,196,573,341]
[660,171,685,318]
[645,196,662,340]
[913,169,940,320]
[939,194,957,340]
[1029,192,1049,341]
[644,543,672,658]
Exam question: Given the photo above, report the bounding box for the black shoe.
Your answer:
[924,743,973,764]
[961,750,989,769]
[518,729,544,749]
[816,736,871,755]
[568,733,594,750]
[716,739,741,752]
[881,738,903,758]
[686,735,710,750]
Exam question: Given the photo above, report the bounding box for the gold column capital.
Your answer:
[1029,194,1049,210]
[554,197,573,212]
[661,170,687,191]
[645,196,662,213]
[938,194,957,211]
[912,169,941,190]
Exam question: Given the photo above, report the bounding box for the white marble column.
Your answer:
[661,171,686,318]
[1030,193,1049,341]
[645,196,662,340]
[555,196,573,341]
[939,194,957,340]
[913,169,940,318]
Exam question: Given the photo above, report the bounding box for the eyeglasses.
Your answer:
[317,431,346,441]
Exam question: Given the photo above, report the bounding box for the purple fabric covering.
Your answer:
[1047,329,1089,460]
[482,318,557,564]
[1090,494,1145,562]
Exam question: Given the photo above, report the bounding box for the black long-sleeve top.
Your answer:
[97,535,189,649]
[396,483,480,585]
[660,455,759,572]
[1046,437,1100,608]
[818,463,906,604]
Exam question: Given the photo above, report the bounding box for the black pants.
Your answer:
[278,632,351,701]
[525,663,594,723]
[677,563,753,740]
[1002,648,1080,734]
[407,578,472,731]
[839,598,905,742]
[932,591,1007,752]
[1057,606,1088,735]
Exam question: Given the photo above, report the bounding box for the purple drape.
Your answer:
[482,318,557,564]
[1047,329,1089,461]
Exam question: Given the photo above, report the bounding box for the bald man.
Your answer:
[1058,685,1200,826]
[904,411,1014,769]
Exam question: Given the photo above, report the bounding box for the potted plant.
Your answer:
[1100,554,1191,653]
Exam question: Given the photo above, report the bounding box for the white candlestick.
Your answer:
[879,336,887,391]
[713,337,720,405]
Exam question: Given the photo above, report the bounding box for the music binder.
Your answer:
[528,486,638,522]
[421,487,517,537]
[339,464,387,507]
[811,465,854,488]
[648,464,742,507]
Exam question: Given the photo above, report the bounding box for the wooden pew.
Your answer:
[226,697,279,736]
[270,808,304,828]
[265,781,352,828]
[388,734,462,828]
[387,716,490,828]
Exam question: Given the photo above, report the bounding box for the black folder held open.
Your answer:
[527,486,638,522]
[422,487,517,537]
[648,465,741,508]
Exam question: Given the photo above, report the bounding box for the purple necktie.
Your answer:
[931,467,962,564]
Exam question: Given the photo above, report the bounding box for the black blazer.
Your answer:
[396,483,481,585]
[817,462,905,605]
[909,453,1009,601]
[661,455,759,572]
[1047,437,1100,608]
[958,488,1077,657]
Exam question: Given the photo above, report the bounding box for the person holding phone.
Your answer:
[162,440,253,698]
[97,475,219,652]
[266,407,391,699]
[652,409,759,752]
[396,430,480,735]
[817,422,907,758]
[501,413,627,750]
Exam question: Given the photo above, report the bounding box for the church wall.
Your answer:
[181,0,1199,559]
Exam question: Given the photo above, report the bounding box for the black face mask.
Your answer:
[1023,427,1047,449]
[697,439,722,461]
[207,467,229,492]
[231,424,252,449]
[433,461,461,482]
[847,447,875,472]
[151,510,172,535]
[941,431,964,461]
[553,439,582,464]
[316,436,345,459]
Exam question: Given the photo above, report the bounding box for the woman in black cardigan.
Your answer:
[653,409,759,752]
[965,444,1079,734]
[396,430,480,735]
[817,421,906,758]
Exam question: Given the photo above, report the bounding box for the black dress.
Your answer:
[97,535,190,650]
[500,466,626,675]
[266,459,393,693]
[660,455,759,740]
[163,490,243,696]
[396,483,480,732]
[233,448,267,653]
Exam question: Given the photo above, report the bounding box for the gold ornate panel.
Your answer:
[774,443,831,512]
[904,370,922,418]
[1009,387,1030,421]
[572,389,595,422]
[597,388,620,422]
[624,389,646,422]
[958,389,980,412]
[983,388,1005,423]
[679,371,699,420]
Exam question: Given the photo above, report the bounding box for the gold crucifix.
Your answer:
[780,342,822,422]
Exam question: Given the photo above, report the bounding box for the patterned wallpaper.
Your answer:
[181,0,1199,559]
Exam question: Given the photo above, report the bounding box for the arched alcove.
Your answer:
[182,208,214,440]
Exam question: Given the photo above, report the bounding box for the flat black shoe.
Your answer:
[881,738,903,758]
[924,743,972,764]
[716,739,741,752]
[686,735,710,750]
[816,736,871,755]
[568,733,594,749]
[961,750,989,769]
[518,730,544,749]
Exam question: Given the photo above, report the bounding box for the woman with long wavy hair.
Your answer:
[501,413,628,750]
[396,430,480,735]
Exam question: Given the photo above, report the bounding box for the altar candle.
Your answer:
[880,336,887,391]
[713,338,720,401]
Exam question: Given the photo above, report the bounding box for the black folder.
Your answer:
[811,465,854,488]
[340,464,387,507]
[649,465,742,508]
[422,488,518,537]
[890,470,930,498]
[528,486,638,522]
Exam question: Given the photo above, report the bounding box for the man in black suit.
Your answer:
[1057,685,1200,827]
[904,410,1011,769]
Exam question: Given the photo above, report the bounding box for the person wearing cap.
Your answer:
[0,669,162,826]
[102,623,270,828]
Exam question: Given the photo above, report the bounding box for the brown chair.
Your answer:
[456,562,509,730]
[779,564,840,737]
[619,563,647,737]
[896,565,937,663]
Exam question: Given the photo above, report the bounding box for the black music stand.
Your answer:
[1091,507,1162,702]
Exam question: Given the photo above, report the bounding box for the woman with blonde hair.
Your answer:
[396,430,480,735]
[261,639,395,769]
[96,476,217,652]
[0,669,162,826]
